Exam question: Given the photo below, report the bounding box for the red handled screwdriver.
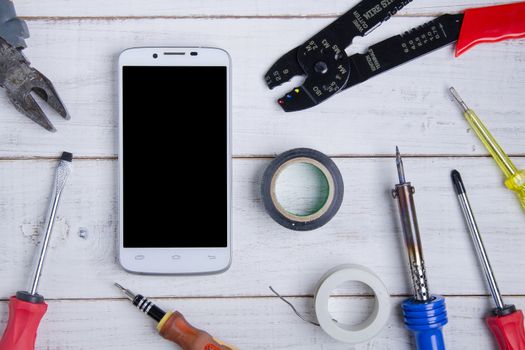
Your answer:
[0,152,73,350]
[452,170,525,350]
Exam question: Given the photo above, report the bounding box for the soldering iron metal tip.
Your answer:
[396,146,406,184]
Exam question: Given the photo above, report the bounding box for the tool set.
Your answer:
[0,0,69,131]
[392,148,448,350]
[0,0,524,349]
[0,152,72,350]
[265,0,525,112]
[114,283,237,350]
[452,170,525,350]
[450,87,525,212]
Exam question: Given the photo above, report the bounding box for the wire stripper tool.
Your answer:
[265,0,525,112]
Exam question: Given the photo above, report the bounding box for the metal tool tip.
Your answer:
[395,147,406,183]
[114,283,136,300]
[451,170,466,195]
[449,87,469,112]
[114,282,125,291]
[60,152,73,162]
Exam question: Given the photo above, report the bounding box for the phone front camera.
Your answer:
[153,53,158,59]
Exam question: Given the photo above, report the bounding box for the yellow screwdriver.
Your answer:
[450,87,525,212]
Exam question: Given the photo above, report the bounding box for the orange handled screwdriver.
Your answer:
[452,170,525,350]
[115,283,238,350]
[0,152,73,350]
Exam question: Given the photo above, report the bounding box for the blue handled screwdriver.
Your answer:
[392,147,448,350]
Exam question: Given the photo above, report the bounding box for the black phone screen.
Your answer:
[122,66,228,248]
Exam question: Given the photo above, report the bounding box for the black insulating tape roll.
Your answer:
[261,148,344,231]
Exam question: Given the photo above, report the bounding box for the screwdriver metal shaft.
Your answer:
[114,283,137,302]
[451,170,505,310]
[0,152,72,350]
[114,283,167,322]
[29,152,72,296]
[451,170,525,349]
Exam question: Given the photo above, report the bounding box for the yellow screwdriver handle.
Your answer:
[463,109,518,178]
[504,169,525,211]
[450,87,525,212]
[464,109,525,211]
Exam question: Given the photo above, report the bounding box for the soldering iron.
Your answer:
[392,147,448,350]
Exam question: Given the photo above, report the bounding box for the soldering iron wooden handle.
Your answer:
[158,311,237,350]
[0,297,47,350]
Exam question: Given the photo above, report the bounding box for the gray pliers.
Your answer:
[0,0,69,132]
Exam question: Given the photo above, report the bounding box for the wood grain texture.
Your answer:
[0,296,519,349]
[0,2,524,348]
[0,157,523,300]
[13,0,525,17]
[0,17,523,157]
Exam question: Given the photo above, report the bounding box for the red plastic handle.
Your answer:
[456,1,525,57]
[487,310,525,350]
[0,297,47,350]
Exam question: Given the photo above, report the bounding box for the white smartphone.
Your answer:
[118,47,232,274]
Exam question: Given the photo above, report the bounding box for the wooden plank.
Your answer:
[0,157,523,299]
[0,17,523,158]
[14,0,524,17]
[0,296,519,349]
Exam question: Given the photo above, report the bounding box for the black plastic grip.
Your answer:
[345,14,464,89]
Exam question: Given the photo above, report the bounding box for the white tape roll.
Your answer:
[314,264,391,344]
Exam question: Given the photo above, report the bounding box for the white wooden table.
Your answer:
[1,1,524,349]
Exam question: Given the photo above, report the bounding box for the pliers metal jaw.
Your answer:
[266,37,351,112]
[0,0,69,132]
[0,37,69,132]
